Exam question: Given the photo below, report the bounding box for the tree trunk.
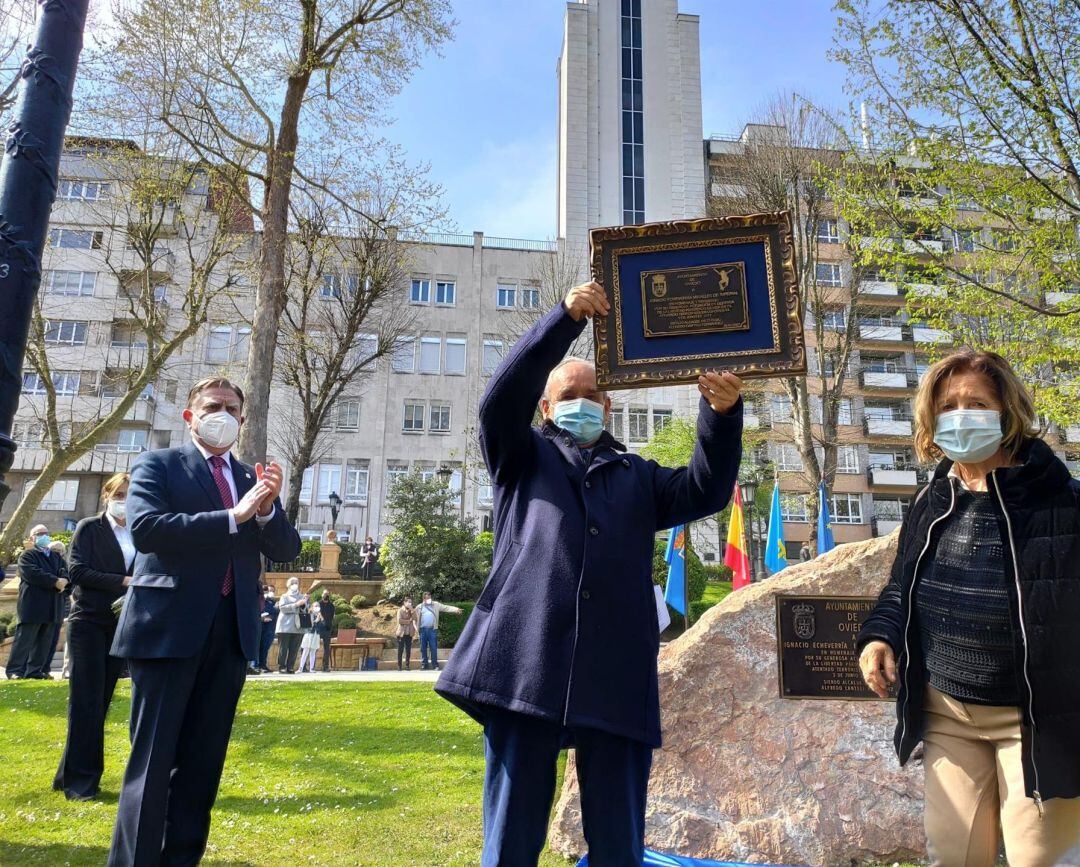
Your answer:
[238,74,310,465]
[284,434,316,526]
[0,451,73,562]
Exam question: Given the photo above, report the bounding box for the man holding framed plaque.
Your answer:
[590,211,806,390]
[436,280,744,866]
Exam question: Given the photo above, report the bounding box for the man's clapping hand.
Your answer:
[232,480,273,524]
[254,461,283,516]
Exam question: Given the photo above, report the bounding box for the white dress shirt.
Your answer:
[190,437,275,533]
[107,511,137,571]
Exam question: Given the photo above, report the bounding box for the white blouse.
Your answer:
[108,512,137,571]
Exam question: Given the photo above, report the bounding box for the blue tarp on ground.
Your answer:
[576,850,800,867]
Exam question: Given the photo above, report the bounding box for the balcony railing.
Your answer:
[860,368,914,389]
[862,280,903,297]
[911,325,952,344]
[858,323,906,342]
[864,416,914,436]
[868,464,920,487]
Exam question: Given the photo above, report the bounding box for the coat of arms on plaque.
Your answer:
[792,602,816,640]
[651,273,668,298]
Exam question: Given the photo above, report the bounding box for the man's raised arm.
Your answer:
[478,282,608,483]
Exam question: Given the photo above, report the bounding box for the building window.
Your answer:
[652,409,672,434]
[46,270,96,296]
[429,403,451,433]
[780,494,809,522]
[444,336,467,375]
[521,285,541,309]
[298,467,313,503]
[435,280,456,306]
[628,408,649,442]
[345,460,369,501]
[22,371,81,395]
[320,274,342,298]
[403,402,425,432]
[58,179,110,201]
[837,399,854,426]
[354,333,378,370]
[30,478,79,510]
[385,462,408,495]
[497,283,517,309]
[13,423,43,447]
[205,324,249,363]
[116,428,148,453]
[482,339,505,375]
[49,228,103,249]
[110,321,147,348]
[410,278,430,304]
[419,336,442,373]
[952,228,978,253]
[43,320,88,345]
[417,463,437,483]
[477,470,493,507]
[608,407,625,441]
[620,0,645,224]
[815,263,843,287]
[821,308,847,332]
[775,443,804,472]
[770,393,793,423]
[336,399,360,430]
[837,445,860,474]
[831,493,864,524]
[317,464,342,502]
[392,337,415,373]
[815,219,840,244]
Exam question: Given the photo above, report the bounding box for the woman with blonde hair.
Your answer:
[857,350,1080,866]
[54,472,134,800]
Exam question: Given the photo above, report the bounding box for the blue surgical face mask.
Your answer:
[34,534,52,549]
[553,397,606,445]
[934,409,1003,464]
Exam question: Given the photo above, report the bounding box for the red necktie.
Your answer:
[209,455,235,596]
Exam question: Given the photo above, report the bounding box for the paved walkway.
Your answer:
[38,668,441,684]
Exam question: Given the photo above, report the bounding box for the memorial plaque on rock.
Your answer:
[775,594,890,700]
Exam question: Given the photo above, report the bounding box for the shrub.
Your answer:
[0,612,12,633]
[5,616,17,637]
[690,600,715,624]
[333,611,357,631]
[471,531,494,571]
[437,602,475,648]
[349,594,367,609]
[704,563,733,582]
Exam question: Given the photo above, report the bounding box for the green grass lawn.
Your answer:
[700,581,733,606]
[0,680,571,866]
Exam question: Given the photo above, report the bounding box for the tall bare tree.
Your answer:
[98,0,452,465]
[709,95,871,524]
[0,143,246,558]
[0,0,36,125]
[272,190,414,525]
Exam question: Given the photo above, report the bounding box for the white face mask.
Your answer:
[107,500,126,520]
[195,411,240,449]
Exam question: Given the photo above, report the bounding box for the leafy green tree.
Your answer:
[380,472,485,603]
[832,0,1080,425]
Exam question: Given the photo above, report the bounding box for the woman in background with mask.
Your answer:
[53,472,134,800]
[857,351,1080,866]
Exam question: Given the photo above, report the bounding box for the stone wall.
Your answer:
[549,532,926,866]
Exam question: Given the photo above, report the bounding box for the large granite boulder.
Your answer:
[549,533,926,866]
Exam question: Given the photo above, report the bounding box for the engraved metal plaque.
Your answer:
[640,262,750,338]
[776,595,890,701]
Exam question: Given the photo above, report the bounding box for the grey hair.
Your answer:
[542,356,603,400]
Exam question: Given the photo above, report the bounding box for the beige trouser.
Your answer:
[922,685,1080,867]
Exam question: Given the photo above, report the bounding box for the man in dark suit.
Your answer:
[6,524,67,679]
[107,377,301,867]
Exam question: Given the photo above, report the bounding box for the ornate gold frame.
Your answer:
[590,211,806,390]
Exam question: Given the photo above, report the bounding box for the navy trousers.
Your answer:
[482,708,653,867]
[107,592,247,867]
[54,618,122,798]
[258,625,275,670]
[6,621,54,678]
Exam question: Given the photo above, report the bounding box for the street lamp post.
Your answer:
[328,491,342,537]
[738,476,767,582]
[0,0,90,511]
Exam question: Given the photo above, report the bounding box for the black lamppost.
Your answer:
[0,0,90,510]
[738,476,766,582]
[328,491,342,535]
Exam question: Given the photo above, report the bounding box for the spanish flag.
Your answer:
[724,482,752,590]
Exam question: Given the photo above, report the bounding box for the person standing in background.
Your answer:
[258,584,278,673]
[275,577,307,674]
[48,539,70,679]
[6,525,67,680]
[396,597,416,671]
[316,590,335,672]
[54,473,133,800]
[417,592,461,671]
[360,536,378,580]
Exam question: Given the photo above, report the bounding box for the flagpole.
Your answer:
[683,522,690,632]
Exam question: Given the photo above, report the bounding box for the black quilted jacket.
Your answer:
[858,437,1080,804]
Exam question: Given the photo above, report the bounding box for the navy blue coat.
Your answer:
[111,441,302,662]
[436,304,742,746]
[16,548,66,624]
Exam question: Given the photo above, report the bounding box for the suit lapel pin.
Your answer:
[245,472,251,479]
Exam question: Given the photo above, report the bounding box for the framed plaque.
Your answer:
[775,595,890,701]
[590,211,806,390]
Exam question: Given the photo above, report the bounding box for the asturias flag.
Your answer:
[663,524,687,616]
[764,480,788,575]
[817,482,836,555]
[724,483,752,590]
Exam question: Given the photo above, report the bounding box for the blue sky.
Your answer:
[380,1,848,240]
